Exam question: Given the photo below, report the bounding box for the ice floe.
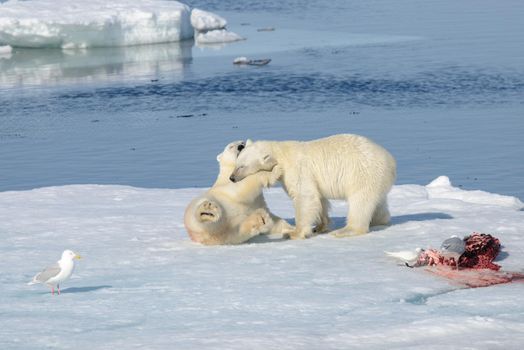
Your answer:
[1,176,523,348]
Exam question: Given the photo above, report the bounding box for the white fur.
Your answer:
[184,141,294,245]
[230,134,396,239]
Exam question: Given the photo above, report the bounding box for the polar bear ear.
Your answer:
[246,139,253,146]
[216,153,223,162]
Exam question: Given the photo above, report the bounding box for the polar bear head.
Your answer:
[216,140,246,168]
[229,140,277,182]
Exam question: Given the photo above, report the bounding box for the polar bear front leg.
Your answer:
[289,193,322,239]
[268,213,295,236]
[236,209,274,241]
[314,198,331,233]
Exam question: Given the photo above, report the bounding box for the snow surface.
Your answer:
[1,176,523,349]
[0,0,194,48]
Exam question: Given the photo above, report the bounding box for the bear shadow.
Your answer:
[330,212,453,231]
[390,212,453,225]
[249,212,453,243]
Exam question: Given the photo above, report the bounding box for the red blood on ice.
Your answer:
[425,266,524,288]
[416,233,524,288]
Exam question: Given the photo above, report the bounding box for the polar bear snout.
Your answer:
[229,167,247,183]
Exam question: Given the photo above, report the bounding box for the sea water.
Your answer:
[1,0,523,199]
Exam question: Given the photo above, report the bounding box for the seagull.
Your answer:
[28,250,81,295]
[385,248,424,267]
[440,235,465,270]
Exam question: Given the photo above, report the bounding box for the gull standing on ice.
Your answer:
[440,235,465,270]
[385,248,424,267]
[28,250,81,295]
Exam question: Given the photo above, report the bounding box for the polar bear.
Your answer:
[229,134,396,239]
[184,141,294,245]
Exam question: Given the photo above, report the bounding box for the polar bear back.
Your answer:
[281,134,396,200]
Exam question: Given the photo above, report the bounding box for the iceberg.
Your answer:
[0,0,194,48]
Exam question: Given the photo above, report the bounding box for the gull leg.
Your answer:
[58,284,61,295]
[51,287,55,295]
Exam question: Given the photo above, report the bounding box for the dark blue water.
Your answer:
[1,0,523,199]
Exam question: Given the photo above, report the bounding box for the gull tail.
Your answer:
[27,275,39,285]
[384,250,414,261]
[384,248,423,263]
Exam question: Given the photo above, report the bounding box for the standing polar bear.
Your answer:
[184,141,294,245]
[229,134,396,239]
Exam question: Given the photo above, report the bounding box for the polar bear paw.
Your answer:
[287,229,315,240]
[249,209,274,234]
[331,227,367,238]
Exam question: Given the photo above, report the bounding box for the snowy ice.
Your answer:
[0,0,194,48]
[1,177,523,348]
[190,8,227,32]
[427,176,524,210]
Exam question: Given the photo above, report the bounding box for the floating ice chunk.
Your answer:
[0,44,12,54]
[195,29,244,44]
[426,176,524,210]
[233,57,271,66]
[190,8,227,32]
[0,0,193,48]
[0,44,12,59]
[233,56,250,64]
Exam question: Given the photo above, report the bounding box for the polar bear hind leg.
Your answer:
[331,190,381,237]
[370,197,390,227]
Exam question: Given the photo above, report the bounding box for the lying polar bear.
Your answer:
[229,134,396,239]
[184,141,294,245]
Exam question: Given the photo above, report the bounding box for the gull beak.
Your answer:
[75,254,82,260]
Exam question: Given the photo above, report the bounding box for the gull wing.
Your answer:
[33,263,61,283]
